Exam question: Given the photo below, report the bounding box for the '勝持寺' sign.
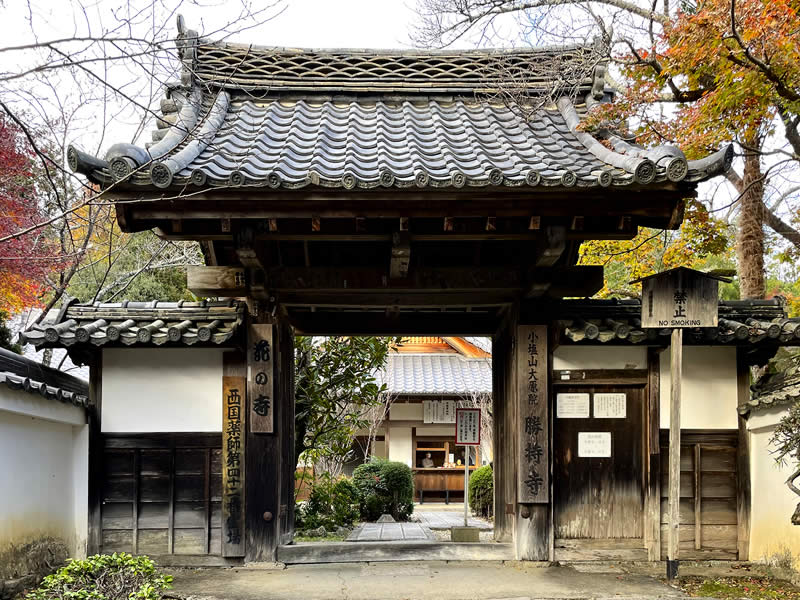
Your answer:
[639,268,720,329]
[455,408,480,446]
[248,324,273,433]
[517,325,549,503]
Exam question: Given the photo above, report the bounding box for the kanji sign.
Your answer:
[636,267,723,329]
[222,375,246,557]
[455,408,480,446]
[517,325,549,503]
[248,324,273,433]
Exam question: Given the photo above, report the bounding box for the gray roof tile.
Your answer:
[379,354,492,396]
[21,299,244,349]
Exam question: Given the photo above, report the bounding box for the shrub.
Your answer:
[296,474,360,532]
[352,458,414,521]
[26,552,172,600]
[469,465,493,517]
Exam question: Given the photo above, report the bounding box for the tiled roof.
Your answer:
[70,93,731,192]
[740,356,800,414]
[554,298,800,346]
[20,299,244,349]
[465,337,492,354]
[66,23,733,193]
[0,348,89,408]
[379,353,492,396]
[11,309,90,380]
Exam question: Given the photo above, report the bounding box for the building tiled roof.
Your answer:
[20,299,244,349]
[739,355,800,414]
[66,22,732,193]
[11,309,90,380]
[465,337,492,354]
[554,298,800,346]
[0,348,89,408]
[379,353,492,396]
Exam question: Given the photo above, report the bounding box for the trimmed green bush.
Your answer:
[469,464,493,517]
[296,474,360,532]
[352,458,414,521]
[26,552,172,600]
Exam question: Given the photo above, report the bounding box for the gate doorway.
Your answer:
[553,382,647,561]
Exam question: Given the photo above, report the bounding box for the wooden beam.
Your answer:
[736,349,752,560]
[535,226,566,268]
[187,266,246,297]
[277,291,514,307]
[289,311,498,335]
[389,232,411,279]
[87,352,103,555]
[235,227,261,269]
[645,348,662,561]
[667,327,683,578]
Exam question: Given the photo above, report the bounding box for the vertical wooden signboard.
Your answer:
[517,325,549,503]
[248,324,274,433]
[222,375,246,557]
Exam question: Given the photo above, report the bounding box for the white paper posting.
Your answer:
[556,393,590,418]
[593,393,627,418]
[578,432,612,457]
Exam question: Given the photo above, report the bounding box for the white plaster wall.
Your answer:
[102,348,223,432]
[747,406,800,565]
[553,346,647,370]
[71,425,89,558]
[389,403,423,420]
[371,440,387,459]
[0,392,88,557]
[388,426,412,467]
[659,346,738,429]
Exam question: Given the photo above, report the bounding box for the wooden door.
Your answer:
[554,384,646,543]
[659,431,739,559]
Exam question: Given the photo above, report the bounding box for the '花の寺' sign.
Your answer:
[248,324,273,433]
[517,325,549,503]
[455,408,480,446]
[222,376,246,557]
[636,267,724,329]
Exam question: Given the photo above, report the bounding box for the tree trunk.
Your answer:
[736,147,765,299]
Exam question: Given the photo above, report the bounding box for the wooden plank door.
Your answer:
[554,385,646,541]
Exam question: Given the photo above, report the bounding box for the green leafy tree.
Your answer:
[294,336,398,469]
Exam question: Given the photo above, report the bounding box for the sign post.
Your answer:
[633,267,727,580]
[456,408,480,527]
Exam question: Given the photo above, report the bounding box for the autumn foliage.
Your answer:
[0,114,56,312]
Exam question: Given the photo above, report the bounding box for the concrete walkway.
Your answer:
[346,522,437,542]
[166,561,690,600]
[413,510,492,531]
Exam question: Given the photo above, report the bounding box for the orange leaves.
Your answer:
[586,0,800,157]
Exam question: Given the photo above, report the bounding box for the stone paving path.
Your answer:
[413,510,492,530]
[345,522,436,542]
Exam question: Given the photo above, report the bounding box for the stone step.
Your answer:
[277,541,515,564]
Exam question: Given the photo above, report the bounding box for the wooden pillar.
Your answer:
[736,349,752,560]
[644,348,662,561]
[667,328,682,577]
[278,320,296,545]
[244,310,295,562]
[514,324,550,561]
[87,351,104,555]
[492,323,513,543]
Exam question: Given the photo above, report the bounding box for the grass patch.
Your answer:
[293,534,346,543]
[679,576,800,600]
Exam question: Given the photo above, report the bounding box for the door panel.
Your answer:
[554,385,645,540]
